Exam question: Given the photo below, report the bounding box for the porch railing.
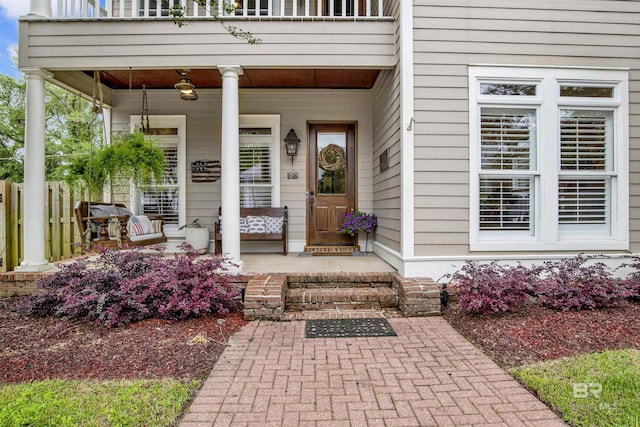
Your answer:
[51,0,390,19]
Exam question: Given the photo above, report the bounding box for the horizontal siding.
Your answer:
[372,66,401,253]
[412,0,640,256]
[370,0,401,254]
[111,88,374,246]
[19,19,395,69]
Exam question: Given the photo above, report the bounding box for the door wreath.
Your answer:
[318,144,346,171]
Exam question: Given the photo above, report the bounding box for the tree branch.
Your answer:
[170,1,262,45]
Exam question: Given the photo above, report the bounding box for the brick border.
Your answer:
[0,272,54,297]
[392,275,441,316]
[243,274,287,320]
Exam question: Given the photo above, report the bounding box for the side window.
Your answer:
[238,116,281,208]
[129,116,186,231]
[139,138,180,225]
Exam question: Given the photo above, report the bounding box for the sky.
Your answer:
[0,1,28,77]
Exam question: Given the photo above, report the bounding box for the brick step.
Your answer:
[287,282,393,289]
[284,308,403,321]
[285,287,398,311]
[286,272,395,289]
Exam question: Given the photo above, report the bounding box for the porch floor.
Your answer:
[241,252,396,274]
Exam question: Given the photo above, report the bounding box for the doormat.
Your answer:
[305,318,397,338]
[301,246,362,256]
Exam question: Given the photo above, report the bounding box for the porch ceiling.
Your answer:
[88,69,381,90]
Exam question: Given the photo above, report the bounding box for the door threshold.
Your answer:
[303,245,362,256]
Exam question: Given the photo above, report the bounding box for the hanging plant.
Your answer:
[63,131,165,200]
[99,131,165,188]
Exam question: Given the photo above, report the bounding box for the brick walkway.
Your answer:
[180,318,566,427]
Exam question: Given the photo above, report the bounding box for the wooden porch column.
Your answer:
[29,0,51,17]
[16,69,53,272]
[218,65,244,265]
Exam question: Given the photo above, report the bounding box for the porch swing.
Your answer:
[73,72,167,250]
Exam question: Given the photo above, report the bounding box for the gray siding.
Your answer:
[412,0,640,256]
[372,69,401,252]
[19,19,394,70]
[372,0,401,253]
[111,88,374,247]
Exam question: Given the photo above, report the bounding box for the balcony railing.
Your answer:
[51,0,390,19]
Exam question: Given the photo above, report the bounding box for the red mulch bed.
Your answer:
[443,300,640,368]
[0,297,247,384]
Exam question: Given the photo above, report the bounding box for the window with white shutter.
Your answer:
[469,66,628,251]
[129,116,186,233]
[479,108,536,233]
[139,143,180,225]
[239,142,272,207]
[558,110,613,236]
[238,115,281,208]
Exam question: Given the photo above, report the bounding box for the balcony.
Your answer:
[52,0,390,19]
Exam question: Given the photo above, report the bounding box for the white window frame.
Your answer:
[129,115,187,238]
[239,114,281,207]
[469,66,629,251]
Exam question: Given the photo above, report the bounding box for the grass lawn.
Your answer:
[512,349,640,427]
[0,378,201,427]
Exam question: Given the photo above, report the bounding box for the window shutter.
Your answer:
[240,144,271,184]
[480,109,535,170]
[559,179,607,224]
[239,143,273,207]
[140,145,179,224]
[560,111,609,171]
[479,178,531,230]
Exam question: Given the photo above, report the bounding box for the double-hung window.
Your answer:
[469,66,628,251]
[129,115,186,233]
[239,115,281,208]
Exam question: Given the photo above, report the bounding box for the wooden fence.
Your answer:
[0,181,90,272]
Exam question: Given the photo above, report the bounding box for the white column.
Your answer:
[29,0,51,17]
[16,70,54,272]
[218,65,244,265]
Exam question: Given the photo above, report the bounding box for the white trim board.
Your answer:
[400,253,635,282]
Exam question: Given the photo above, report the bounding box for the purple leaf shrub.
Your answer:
[447,261,540,315]
[22,249,242,327]
[536,256,629,311]
[448,255,635,315]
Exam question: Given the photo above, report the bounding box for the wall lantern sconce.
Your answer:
[284,128,300,165]
[175,72,198,101]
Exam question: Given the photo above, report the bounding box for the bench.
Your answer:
[74,201,167,249]
[214,206,288,255]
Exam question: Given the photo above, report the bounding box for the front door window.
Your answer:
[307,123,356,246]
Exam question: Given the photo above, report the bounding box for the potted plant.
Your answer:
[179,219,210,254]
[64,131,166,201]
[340,210,378,252]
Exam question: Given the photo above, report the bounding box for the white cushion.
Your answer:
[129,232,164,242]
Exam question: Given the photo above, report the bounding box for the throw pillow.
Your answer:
[151,219,163,234]
[137,215,154,235]
[107,219,122,238]
[264,216,284,234]
[128,216,144,237]
[239,217,249,233]
[245,216,266,233]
